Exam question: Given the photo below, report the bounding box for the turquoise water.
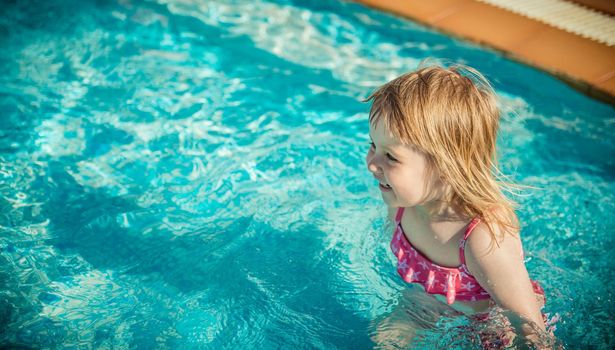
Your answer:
[1,0,614,348]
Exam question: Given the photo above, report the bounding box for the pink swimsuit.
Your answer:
[390,207,544,304]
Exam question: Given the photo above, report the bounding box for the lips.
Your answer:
[376,179,392,192]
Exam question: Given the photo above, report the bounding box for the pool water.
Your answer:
[1,0,614,348]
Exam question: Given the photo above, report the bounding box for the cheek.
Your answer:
[391,165,428,194]
[387,169,411,191]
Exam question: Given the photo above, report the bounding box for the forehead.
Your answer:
[369,117,427,158]
[369,118,399,146]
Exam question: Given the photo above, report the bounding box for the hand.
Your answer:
[475,307,561,349]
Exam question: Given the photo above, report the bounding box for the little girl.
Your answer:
[365,64,553,346]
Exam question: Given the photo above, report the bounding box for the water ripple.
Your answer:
[1,0,614,348]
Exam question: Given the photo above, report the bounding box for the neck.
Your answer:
[416,182,470,223]
[406,203,470,243]
[415,199,468,224]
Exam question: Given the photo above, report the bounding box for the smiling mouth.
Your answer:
[378,182,392,191]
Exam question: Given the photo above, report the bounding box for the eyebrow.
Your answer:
[369,135,403,157]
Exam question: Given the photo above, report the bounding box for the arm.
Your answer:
[464,223,546,336]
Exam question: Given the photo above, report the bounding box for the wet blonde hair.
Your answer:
[366,63,520,241]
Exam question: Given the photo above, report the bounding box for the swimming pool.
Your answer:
[1,0,614,348]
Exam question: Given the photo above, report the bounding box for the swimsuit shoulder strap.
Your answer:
[459,217,481,267]
[395,207,405,223]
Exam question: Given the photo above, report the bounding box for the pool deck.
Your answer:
[354,0,615,105]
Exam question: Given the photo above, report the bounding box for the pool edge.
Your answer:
[353,0,615,106]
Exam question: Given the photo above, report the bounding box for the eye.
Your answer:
[386,153,398,162]
[369,142,375,150]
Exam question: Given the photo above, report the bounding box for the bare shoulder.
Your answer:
[463,218,546,329]
[464,220,524,272]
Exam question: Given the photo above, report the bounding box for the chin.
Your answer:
[381,194,401,207]
[385,197,420,208]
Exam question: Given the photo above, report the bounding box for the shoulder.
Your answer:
[463,219,546,328]
[464,219,524,277]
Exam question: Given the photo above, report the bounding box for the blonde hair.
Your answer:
[366,63,520,241]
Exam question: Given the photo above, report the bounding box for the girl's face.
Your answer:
[365,118,443,208]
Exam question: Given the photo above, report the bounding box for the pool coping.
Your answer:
[353,0,615,106]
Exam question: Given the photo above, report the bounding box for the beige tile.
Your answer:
[357,0,470,23]
[515,27,615,83]
[597,75,615,95]
[435,2,548,51]
[354,0,615,102]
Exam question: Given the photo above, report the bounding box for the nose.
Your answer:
[366,152,382,175]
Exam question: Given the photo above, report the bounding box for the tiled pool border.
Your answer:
[354,0,615,105]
